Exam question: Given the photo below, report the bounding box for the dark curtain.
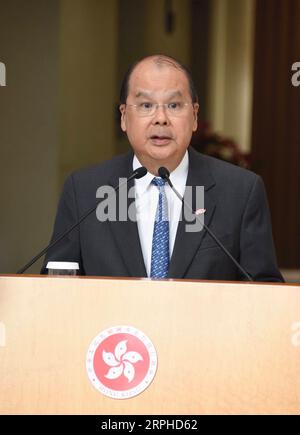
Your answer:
[251,0,300,268]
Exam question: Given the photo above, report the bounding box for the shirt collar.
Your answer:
[133,150,189,195]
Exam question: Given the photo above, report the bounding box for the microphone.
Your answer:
[17,166,147,274]
[158,166,253,281]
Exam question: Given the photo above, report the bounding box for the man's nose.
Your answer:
[151,104,170,125]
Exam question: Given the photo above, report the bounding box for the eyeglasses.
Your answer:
[125,102,194,117]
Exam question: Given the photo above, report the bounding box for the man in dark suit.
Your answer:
[42,54,283,282]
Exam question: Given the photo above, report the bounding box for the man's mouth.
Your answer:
[149,135,173,145]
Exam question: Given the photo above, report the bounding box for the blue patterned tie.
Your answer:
[150,177,169,278]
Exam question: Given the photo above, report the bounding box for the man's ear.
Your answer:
[192,103,199,131]
[120,104,127,132]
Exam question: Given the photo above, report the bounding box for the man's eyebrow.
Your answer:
[167,91,183,98]
[135,91,153,98]
[135,90,183,99]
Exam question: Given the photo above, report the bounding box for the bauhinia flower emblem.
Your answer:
[102,340,143,383]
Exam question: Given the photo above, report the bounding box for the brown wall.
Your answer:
[251,0,300,268]
[0,0,60,273]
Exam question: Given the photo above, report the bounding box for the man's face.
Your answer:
[120,60,199,173]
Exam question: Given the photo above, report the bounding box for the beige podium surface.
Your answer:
[0,275,300,415]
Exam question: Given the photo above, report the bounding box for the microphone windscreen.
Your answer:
[134,166,147,179]
[158,166,170,179]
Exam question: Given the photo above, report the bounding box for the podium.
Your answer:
[0,275,300,415]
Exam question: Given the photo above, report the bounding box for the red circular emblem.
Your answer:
[86,326,157,399]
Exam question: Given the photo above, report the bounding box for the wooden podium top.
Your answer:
[0,275,300,415]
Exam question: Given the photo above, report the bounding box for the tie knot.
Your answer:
[152,177,166,188]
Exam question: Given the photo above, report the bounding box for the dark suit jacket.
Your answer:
[42,147,283,282]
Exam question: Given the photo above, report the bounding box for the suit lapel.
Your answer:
[107,152,147,277]
[167,148,216,278]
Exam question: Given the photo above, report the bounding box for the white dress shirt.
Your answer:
[133,151,189,277]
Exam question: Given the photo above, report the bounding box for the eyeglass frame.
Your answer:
[124,101,196,117]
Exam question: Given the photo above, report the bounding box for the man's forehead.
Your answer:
[128,66,189,100]
[129,60,188,86]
